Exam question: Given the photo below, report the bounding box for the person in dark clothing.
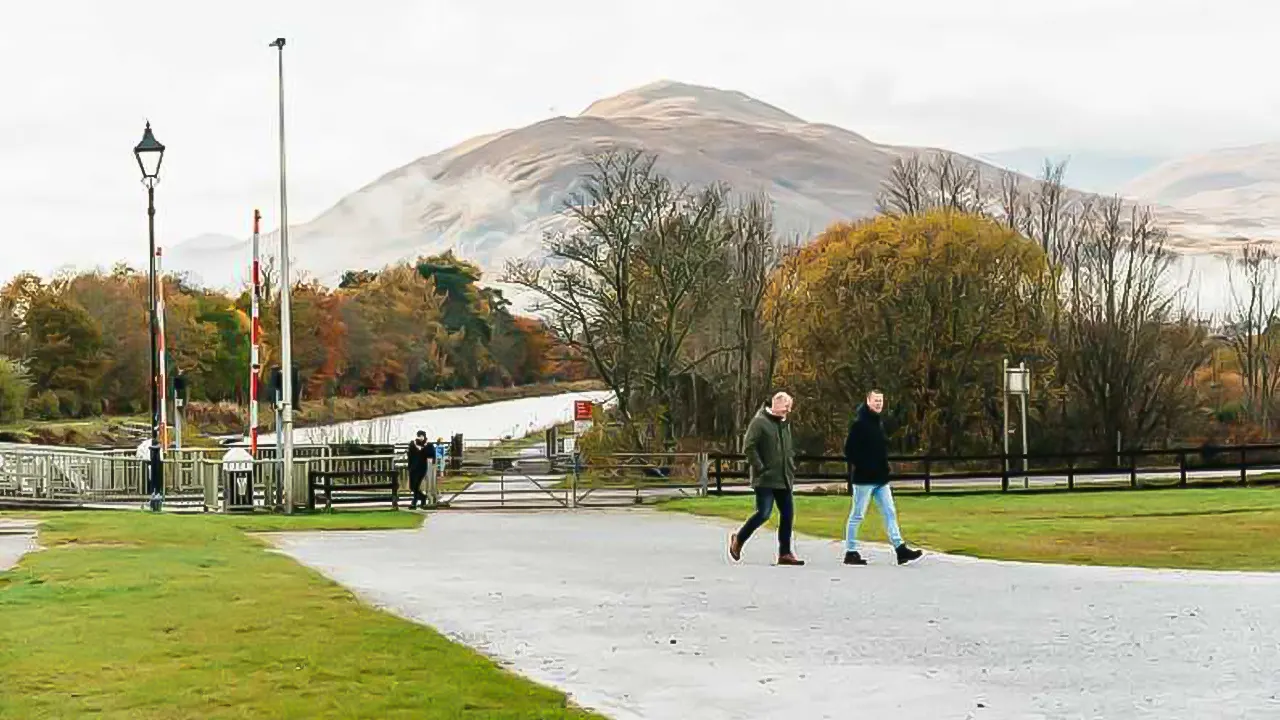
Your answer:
[843,390,923,566]
[728,392,806,566]
[407,430,436,509]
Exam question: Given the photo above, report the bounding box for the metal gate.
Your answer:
[426,452,709,510]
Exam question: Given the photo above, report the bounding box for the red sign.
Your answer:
[574,400,593,421]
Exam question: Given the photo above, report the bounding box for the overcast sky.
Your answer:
[2,0,1276,281]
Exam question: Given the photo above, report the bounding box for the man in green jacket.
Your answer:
[728,391,805,566]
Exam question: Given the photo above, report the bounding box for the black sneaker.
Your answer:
[844,551,868,566]
[895,544,923,565]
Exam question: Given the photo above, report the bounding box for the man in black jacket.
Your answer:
[407,430,436,509]
[728,392,806,566]
[843,390,923,566]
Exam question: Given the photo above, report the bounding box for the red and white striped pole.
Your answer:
[250,209,262,456]
[155,246,169,450]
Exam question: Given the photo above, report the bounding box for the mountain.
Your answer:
[1121,143,1280,243]
[979,147,1168,195]
[167,80,1270,300]
[168,80,1014,290]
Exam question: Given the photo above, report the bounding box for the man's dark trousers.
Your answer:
[735,487,795,556]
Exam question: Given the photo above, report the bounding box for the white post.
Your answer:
[270,37,295,514]
[1001,358,1009,475]
[1020,361,1030,489]
[174,397,184,451]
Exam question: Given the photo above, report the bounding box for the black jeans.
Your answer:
[409,472,427,506]
[735,487,795,556]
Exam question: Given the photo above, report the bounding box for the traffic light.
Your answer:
[268,365,301,407]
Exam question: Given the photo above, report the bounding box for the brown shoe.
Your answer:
[728,533,742,562]
[777,554,806,566]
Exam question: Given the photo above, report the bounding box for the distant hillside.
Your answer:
[168,80,1021,290]
[979,148,1167,195]
[1122,143,1280,243]
[167,80,1270,302]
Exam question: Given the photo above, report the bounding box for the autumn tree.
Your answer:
[338,262,449,393]
[0,273,44,360]
[770,211,1053,453]
[278,281,346,400]
[23,293,104,416]
[416,252,504,387]
[62,270,150,413]
[0,355,30,424]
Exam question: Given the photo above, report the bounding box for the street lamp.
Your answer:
[134,122,165,511]
[269,36,296,512]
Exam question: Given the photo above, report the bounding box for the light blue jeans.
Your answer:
[845,483,904,552]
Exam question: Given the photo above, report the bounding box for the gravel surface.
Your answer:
[269,511,1280,720]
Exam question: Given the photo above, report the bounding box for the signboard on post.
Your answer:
[573,400,594,435]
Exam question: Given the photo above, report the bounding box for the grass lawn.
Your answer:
[0,511,602,720]
[665,486,1280,571]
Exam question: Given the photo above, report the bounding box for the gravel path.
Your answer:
[269,511,1280,720]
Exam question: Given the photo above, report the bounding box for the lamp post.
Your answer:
[269,36,296,511]
[134,122,165,511]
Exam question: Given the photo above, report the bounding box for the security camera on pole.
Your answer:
[269,36,296,512]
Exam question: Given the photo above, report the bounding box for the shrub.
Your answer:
[28,390,60,420]
[55,389,83,419]
[1214,402,1246,425]
[0,356,32,424]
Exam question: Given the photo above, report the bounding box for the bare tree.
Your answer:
[931,153,985,214]
[1057,198,1207,452]
[878,152,987,217]
[507,149,757,447]
[632,183,738,446]
[876,155,929,216]
[1225,244,1280,434]
[1028,160,1072,263]
[504,150,663,435]
[997,171,1032,234]
[726,194,778,433]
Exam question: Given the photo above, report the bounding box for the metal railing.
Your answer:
[1,443,315,511]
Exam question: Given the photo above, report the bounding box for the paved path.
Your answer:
[0,519,38,571]
[269,512,1280,720]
